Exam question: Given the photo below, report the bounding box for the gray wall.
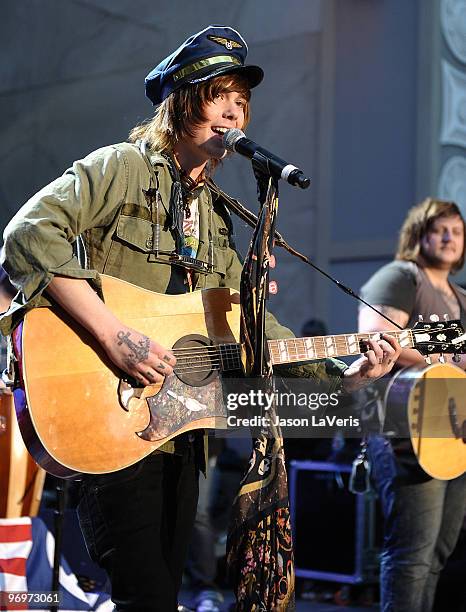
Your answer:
[2,0,460,339]
[322,0,466,335]
[324,0,420,334]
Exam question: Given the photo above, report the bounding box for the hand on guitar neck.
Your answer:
[45,276,177,385]
[341,333,401,392]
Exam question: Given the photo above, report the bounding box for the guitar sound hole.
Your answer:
[172,334,218,387]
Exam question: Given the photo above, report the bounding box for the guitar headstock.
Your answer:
[411,319,466,355]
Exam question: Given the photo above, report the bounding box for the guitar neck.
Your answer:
[267,329,414,365]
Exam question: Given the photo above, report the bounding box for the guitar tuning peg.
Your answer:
[444,314,449,321]
[439,354,446,364]
[430,314,440,322]
[424,356,432,365]
[453,354,461,363]
[418,315,424,322]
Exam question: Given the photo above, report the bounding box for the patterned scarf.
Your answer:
[226,176,295,611]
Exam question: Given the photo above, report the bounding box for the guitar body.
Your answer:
[385,363,466,480]
[12,273,466,479]
[13,275,241,477]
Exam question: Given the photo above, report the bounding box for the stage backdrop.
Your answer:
[1,0,462,336]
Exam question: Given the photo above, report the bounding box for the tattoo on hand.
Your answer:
[163,354,172,363]
[117,331,150,367]
[146,371,154,381]
[158,362,166,370]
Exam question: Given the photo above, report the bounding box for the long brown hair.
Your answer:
[396,197,466,273]
[129,73,251,169]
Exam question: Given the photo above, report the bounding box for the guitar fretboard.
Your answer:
[267,330,414,365]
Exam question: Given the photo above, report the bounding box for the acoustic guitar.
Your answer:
[11,275,466,477]
[385,362,466,480]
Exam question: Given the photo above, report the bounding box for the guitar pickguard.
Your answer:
[138,374,228,441]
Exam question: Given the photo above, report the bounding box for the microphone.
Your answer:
[223,129,311,189]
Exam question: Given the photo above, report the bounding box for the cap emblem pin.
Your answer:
[207,35,242,50]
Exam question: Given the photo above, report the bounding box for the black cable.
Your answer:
[207,178,404,331]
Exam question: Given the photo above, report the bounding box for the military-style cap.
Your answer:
[145,25,264,105]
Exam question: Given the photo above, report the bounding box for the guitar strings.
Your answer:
[160,331,451,377]
[174,360,221,368]
[172,347,223,353]
[175,356,240,367]
[174,365,222,374]
[175,363,226,373]
[170,330,455,368]
[173,349,228,357]
[172,347,237,356]
[169,331,452,354]
[173,330,456,348]
[172,333,403,357]
[173,344,450,372]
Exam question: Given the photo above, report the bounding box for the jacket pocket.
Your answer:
[114,211,174,254]
[115,215,154,253]
[102,212,173,292]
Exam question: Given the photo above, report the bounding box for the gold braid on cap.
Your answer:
[172,55,241,81]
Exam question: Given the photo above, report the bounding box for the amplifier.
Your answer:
[289,460,381,584]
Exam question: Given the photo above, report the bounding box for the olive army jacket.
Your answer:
[0,143,347,430]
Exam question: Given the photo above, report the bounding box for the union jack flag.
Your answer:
[0,517,112,611]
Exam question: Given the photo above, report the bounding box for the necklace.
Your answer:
[171,152,206,217]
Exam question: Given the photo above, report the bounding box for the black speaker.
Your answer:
[289,460,381,584]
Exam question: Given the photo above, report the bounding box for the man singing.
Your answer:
[1,25,399,611]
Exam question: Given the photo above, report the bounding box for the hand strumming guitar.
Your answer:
[45,276,176,384]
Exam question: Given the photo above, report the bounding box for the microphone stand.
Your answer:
[238,158,279,382]
[228,159,298,611]
[206,177,404,331]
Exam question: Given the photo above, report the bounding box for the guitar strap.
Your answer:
[226,174,295,611]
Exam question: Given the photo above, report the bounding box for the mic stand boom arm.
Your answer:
[206,177,404,331]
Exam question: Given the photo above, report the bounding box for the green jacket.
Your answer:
[1,141,346,398]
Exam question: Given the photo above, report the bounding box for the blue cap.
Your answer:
[145,25,264,105]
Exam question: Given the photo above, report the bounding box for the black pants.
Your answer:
[77,443,200,612]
